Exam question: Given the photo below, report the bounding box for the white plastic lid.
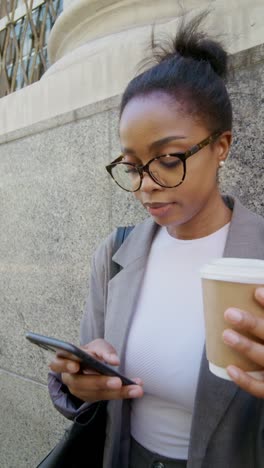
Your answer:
[200,258,264,283]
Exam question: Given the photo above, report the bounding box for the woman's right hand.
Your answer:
[49,338,144,402]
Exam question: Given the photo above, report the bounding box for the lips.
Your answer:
[144,202,175,217]
[144,202,174,208]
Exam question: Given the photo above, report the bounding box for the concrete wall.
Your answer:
[0,45,263,467]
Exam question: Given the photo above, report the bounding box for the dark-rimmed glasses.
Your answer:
[106,132,221,192]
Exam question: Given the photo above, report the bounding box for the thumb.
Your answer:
[81,339,120,365]
[255,287,264,306]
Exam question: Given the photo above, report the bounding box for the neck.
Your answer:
[167,192,232,240]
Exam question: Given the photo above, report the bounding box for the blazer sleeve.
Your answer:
[48,229,117,420]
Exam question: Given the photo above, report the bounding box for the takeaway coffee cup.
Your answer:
[200,258,264,380]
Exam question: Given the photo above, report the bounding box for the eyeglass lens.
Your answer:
[111,155,184,191]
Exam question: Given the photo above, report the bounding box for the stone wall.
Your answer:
[0,45,263,467]
[220,45,264,214]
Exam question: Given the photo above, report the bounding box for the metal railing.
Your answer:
[0,0,63,97]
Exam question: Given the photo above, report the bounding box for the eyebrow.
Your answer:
[121,135,187,154]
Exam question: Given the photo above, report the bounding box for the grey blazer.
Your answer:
[49,196,264,468]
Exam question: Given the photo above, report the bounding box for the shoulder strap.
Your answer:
[110,225,135,279]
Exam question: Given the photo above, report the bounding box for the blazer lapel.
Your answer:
[105,255,147,362]
[189,196,264,467]
[102,219,158,468]
[188,349,238,466]
[223,195,264,260]
[104,217,158,369]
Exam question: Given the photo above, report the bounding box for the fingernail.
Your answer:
[223,330,240,345]
[67,362,78,372]
[227,366,240,380]
[225,308,242,323]
[105,353,119,362]
[255,287,264,300]
[110,353,120,361]
[128,388,141,398]
[106,378,121,389]
[132,377,143,385]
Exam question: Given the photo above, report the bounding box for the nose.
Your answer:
[140,171,162,192]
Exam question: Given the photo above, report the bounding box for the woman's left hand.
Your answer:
[222,287,264,397]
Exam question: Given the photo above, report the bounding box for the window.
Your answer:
[0,0,63,97]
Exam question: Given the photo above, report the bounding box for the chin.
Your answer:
[150,214,183,227]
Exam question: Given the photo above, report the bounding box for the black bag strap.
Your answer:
[110,225,135,279]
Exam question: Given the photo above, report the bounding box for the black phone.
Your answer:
[26,331,135,386]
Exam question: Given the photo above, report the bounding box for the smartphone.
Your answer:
[26,331,136,386]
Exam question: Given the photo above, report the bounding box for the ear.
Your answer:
[216,131,232,165]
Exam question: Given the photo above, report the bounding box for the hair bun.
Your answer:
[151,12,228,80]
[121,11,232,133]
[174,29,228,79]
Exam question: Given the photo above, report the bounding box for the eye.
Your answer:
[157,155,183,169]
[124,164,138,175]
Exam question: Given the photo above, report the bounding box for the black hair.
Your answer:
[120,12,232,133]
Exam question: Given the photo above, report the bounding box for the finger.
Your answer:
[224,307,264,341]
[131,377,143,385]
[226,365,264,398]
[62,374,140,392]
[81,340,120,365]
[62,373,122,391]
[255,287,264,306]
[73,385,144,402]
[105,378,143,399]
[82,368,100,376]
[83,383,144,401]
[222,328,264,367]
[100,351,120,366]
[49,357,80,374]
[61,373,144,401]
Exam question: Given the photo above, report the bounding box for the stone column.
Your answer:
[0,0,263,137]
[45,0,264,104]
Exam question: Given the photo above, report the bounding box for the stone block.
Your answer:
[0,370,68,468]
[220,54,264,217]
[0,111,112,383]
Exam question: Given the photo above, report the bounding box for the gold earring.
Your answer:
[219,161,225,168]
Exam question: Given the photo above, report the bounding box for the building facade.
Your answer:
[0,1,263,466]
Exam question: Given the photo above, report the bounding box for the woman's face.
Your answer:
[119,92,231,237]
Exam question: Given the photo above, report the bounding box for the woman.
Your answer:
[49,14,264,468]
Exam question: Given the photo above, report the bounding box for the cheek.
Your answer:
[185,158,218,191]
[133,192,143,203]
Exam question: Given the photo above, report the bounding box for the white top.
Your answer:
[124,223,230,459]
